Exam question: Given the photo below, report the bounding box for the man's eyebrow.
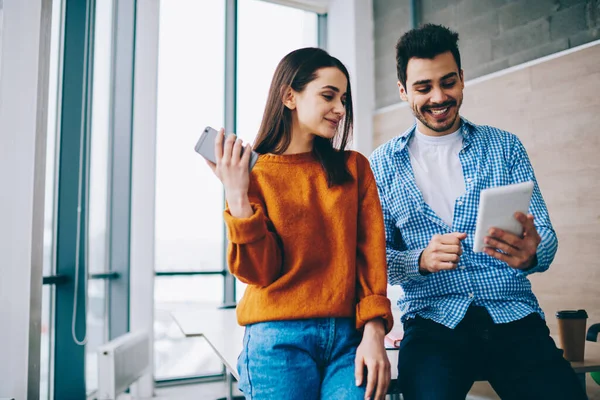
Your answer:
[412,72,458,87]
[440,72,458,81]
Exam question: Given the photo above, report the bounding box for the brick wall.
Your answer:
[373,0,600,109]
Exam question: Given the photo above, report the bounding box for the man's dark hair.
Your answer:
[395,24,461,89]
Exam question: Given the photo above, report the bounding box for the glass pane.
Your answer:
[235,0,317,304]
[43,0,64,277]
[88,0,114,275]
[236,0,318,144]
[86,280,107,394]
[154,275,224,379]
[0,0,4,77]
[41,0,63,398]
[236,280,246,304]
[40,285,53,400]
[155,0,226,272]
[85,0,113,394]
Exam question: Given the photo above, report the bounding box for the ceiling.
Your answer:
[263,0,331,14]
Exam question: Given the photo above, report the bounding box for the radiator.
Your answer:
[97,330,150,400]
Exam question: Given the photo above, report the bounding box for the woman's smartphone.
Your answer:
[194,126,259,171]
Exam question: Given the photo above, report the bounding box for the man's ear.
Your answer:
[398,81,408,102]
[282,86,296,110]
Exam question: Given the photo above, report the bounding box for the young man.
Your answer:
[369,24,586,399]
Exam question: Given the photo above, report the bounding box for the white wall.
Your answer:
[129,0,160,398]
[327,0,375,155]
[0,0,51,398]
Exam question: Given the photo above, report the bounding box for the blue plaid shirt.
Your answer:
[369,118,558,329]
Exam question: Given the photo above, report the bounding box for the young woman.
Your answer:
[205,47,393,400]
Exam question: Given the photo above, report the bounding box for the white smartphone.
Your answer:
[472,181,535,253]
[194,126,259,171]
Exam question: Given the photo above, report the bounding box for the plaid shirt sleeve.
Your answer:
[379,187,429,285]
[509,136,558,276]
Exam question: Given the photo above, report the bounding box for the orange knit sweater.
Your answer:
[223,150,393,332]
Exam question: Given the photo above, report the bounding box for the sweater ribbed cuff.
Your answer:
[223,205,268,244]
[356,294,393,333]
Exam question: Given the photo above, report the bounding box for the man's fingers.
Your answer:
[522,213,538,237]
[440,233,467,245]
[514,211,527,224]
[484,247,511,264]
[513,212,535,236]
[450,232,468,240]
[432,261,457,272]
[437,252,460,263]
[488,228,521,248]
[484,237,518,255]
[354,355,364,387]
[365,363,377,400]
[437,244,462,255]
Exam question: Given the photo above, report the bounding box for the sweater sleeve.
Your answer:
[224,198,283,287]
[355,158,394,333]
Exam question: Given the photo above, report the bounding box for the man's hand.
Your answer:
[483,212,540,270]
[419,232,467,274]
[355,319,390,400]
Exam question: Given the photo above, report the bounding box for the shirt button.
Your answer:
[468,293,474,298]
[457,201,464,206]
[460,266,466,270]
[466,178,473,183]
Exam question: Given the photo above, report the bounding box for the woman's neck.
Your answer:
[283,121,314,154]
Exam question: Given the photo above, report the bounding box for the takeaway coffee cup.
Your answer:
[556,309,588,362]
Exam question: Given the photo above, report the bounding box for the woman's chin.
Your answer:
[314,129,337,140]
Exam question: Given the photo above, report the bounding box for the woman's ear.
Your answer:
[282,86,296,110]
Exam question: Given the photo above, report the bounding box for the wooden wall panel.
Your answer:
[374,43,600,399]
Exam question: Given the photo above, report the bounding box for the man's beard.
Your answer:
[413,98,462,133]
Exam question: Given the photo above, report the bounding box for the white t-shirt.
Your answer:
[408,127,466,228]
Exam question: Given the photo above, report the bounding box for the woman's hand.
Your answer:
[355,319,390,400]
[205,128,253,218]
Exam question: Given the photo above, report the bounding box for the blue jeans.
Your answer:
[237,318,366,399]
[397,306,587,400]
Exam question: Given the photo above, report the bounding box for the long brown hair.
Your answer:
[253,47,353,187]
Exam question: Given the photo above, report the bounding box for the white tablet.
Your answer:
[472,181,534,253]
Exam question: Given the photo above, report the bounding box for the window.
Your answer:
[236,0,318,144]
[85,0,114,393]
[0,0,4,77]
[41,0,136,396]
[154,276,224,379]
[40,0,64,397]
[235,0,318,301]
[155,0,226,275]
[154,0,226,380]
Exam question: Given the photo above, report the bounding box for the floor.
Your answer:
[152,381,495,400]
[154,380,243,400]
[152,378,600,399]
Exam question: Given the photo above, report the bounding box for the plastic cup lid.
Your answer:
[556,309,588,319]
